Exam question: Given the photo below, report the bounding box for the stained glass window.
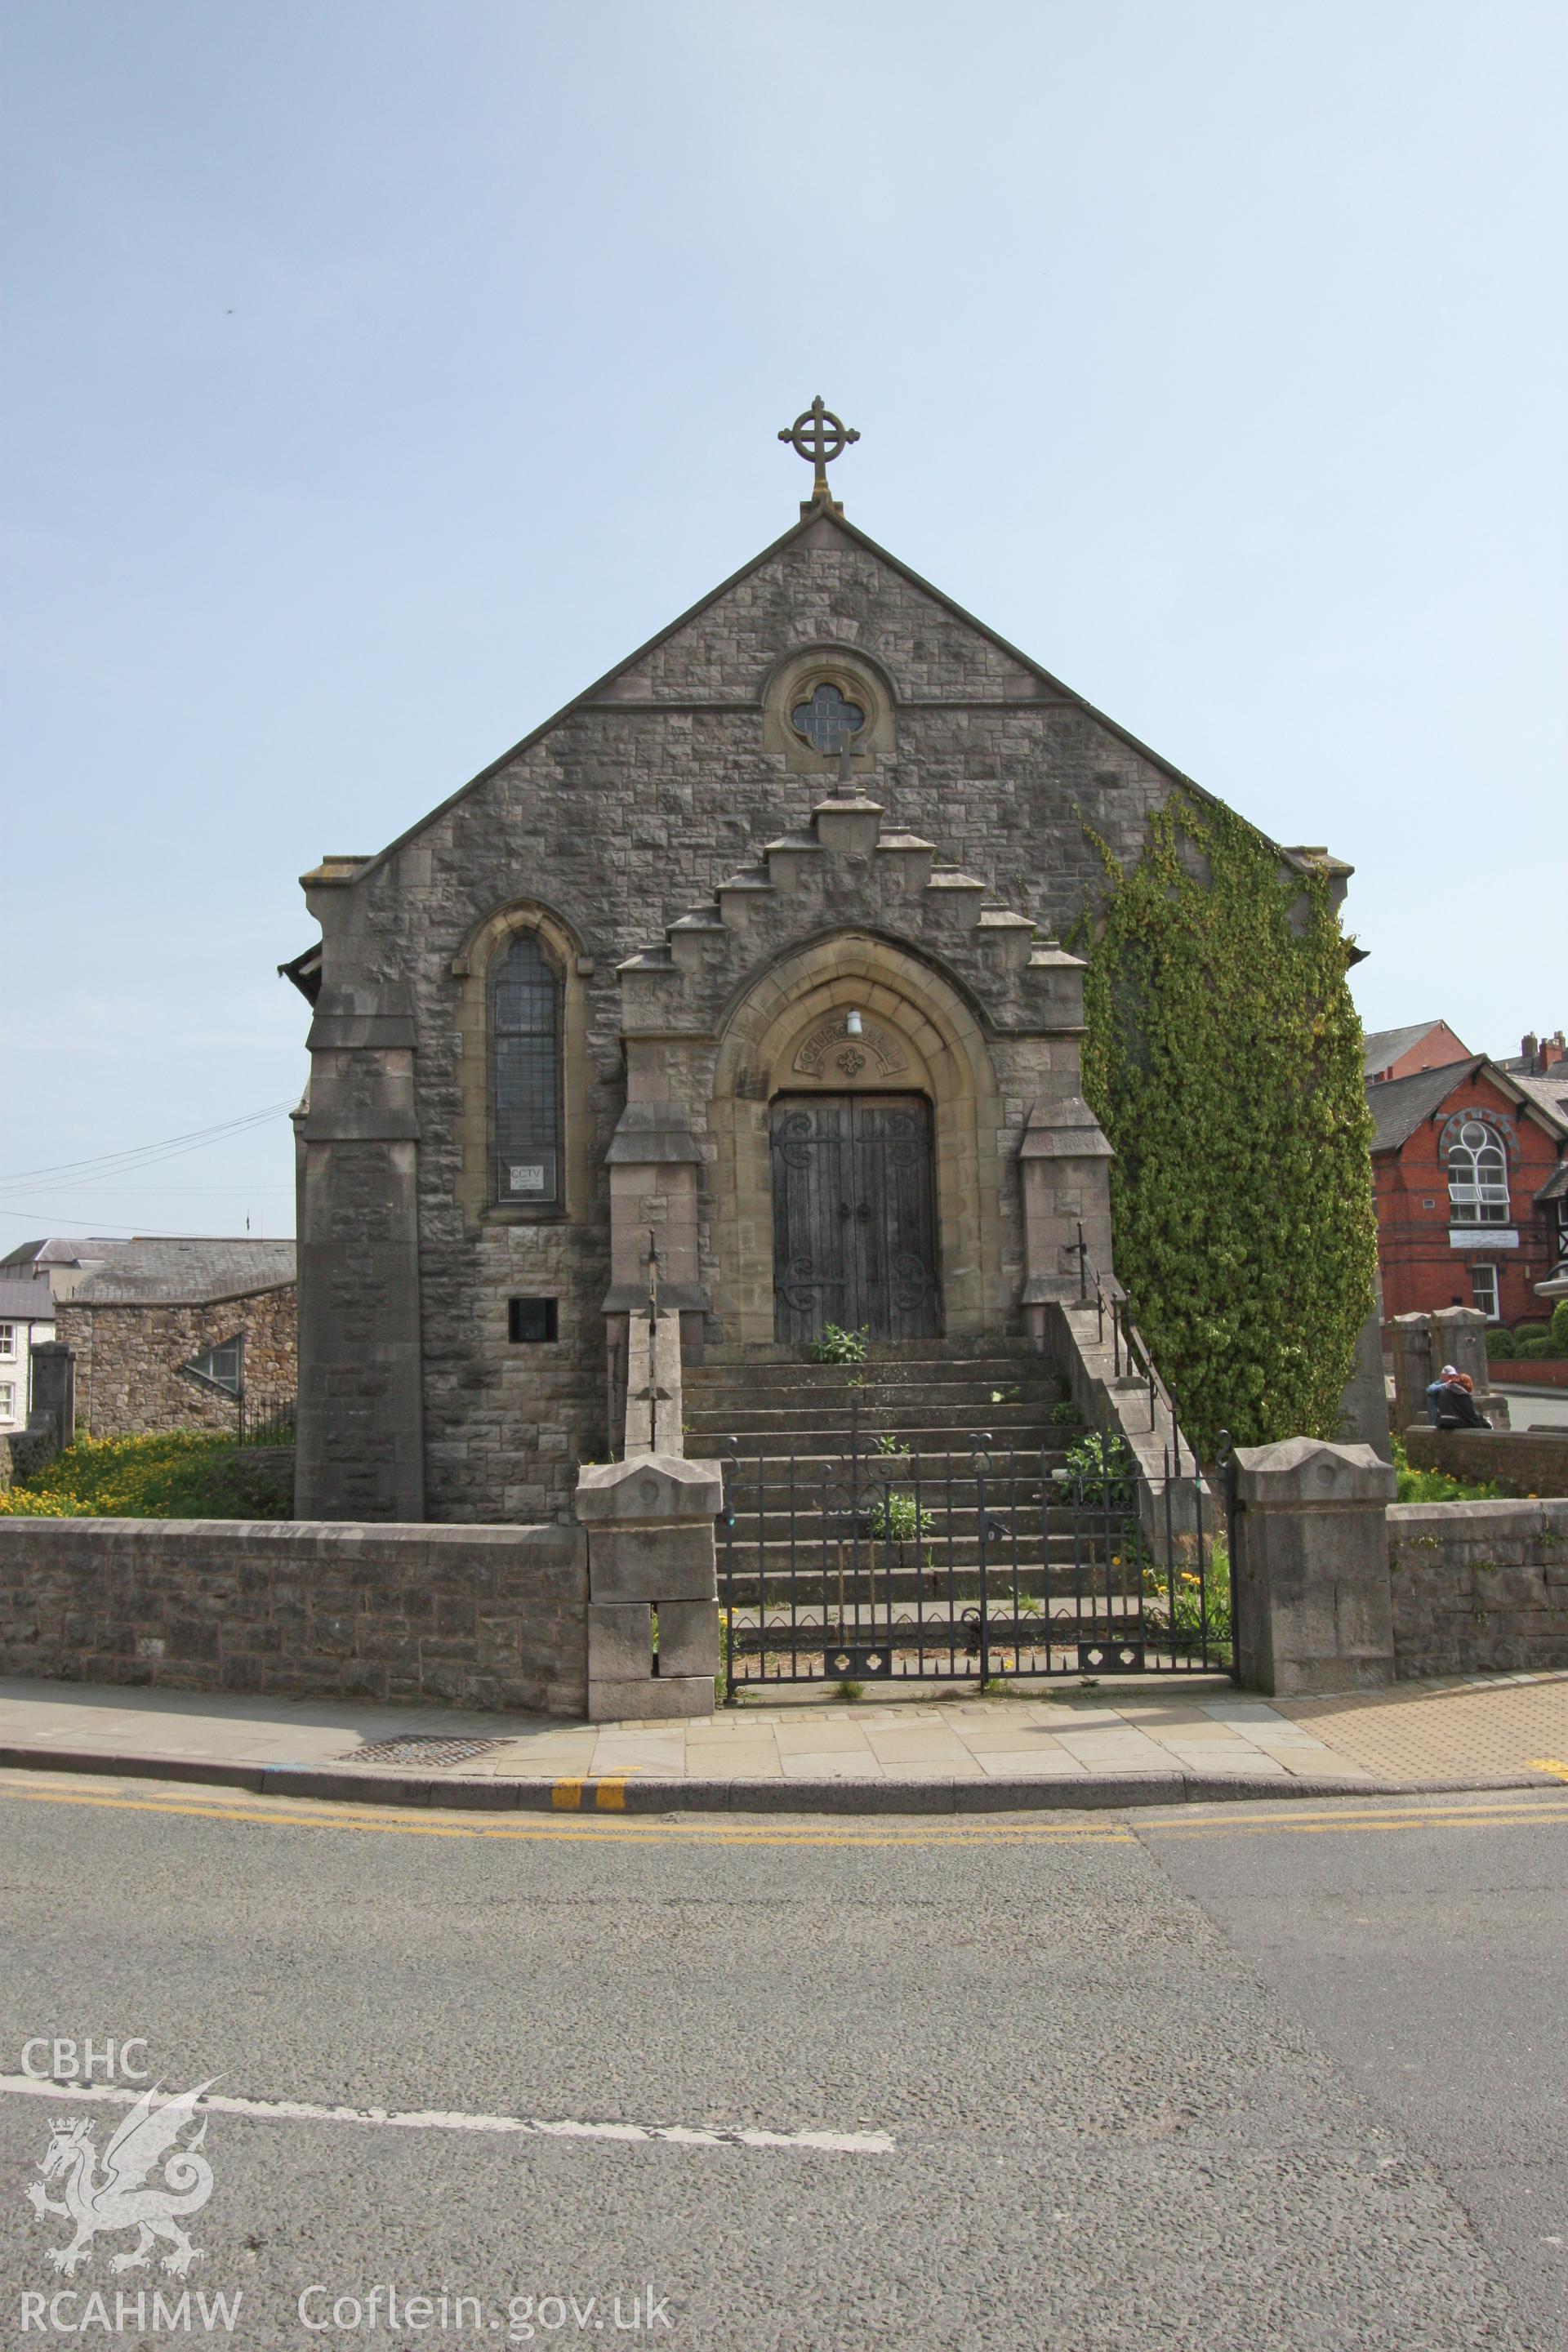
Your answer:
[492,932,561,1206]
[791,682,865,754]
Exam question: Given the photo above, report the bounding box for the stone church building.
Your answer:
[283,414,1348,1524]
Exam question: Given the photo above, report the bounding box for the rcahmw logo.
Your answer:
[16,2042,241,2334]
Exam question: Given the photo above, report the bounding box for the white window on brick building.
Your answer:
[0,1323,14,1359]
[0,1382,15,1423]
[1447,1120,1510,1225]
[1469,1263,1500,1321]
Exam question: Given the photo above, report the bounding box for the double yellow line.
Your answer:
[3,1776,1568,1851]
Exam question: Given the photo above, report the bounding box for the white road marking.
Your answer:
[0,2073,892,2156]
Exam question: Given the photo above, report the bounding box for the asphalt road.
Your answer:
[2,1773,1565,2351]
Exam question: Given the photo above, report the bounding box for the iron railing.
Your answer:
[719,1395,1232,1694]
[1075,1223,1191,1472]
[238,1396,296,1447]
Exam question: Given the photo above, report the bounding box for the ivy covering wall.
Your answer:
[1079,795,1378,1458]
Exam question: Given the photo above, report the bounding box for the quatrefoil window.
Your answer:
[791,682,865,754]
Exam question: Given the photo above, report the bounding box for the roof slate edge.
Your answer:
[1367,1056,1568,1152]
[344,505,1279,891]
[68,1278,297,1308]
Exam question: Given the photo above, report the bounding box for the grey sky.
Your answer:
[3,0,1562,1242]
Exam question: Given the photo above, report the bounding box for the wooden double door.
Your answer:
[770,1094,940,1345]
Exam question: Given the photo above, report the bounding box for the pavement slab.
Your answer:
[2,1671,1566,1810]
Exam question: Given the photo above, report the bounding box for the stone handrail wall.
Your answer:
[1389,1498,1568,1677]
[0,1517,587,1715]
[1402,1425,1568,1500]
[1043,1300,1204,1538]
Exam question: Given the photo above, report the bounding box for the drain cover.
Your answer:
[352,1735,505,1768]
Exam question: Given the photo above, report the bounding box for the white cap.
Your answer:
[1439,1363,1460,1379]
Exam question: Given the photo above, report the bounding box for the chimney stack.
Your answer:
[1522,1031,1539,1065]
[1548,1030,1568,1071]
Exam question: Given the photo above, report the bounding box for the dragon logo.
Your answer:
[24,2082,217,2278]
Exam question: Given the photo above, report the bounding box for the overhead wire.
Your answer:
[0,1103,294,1200]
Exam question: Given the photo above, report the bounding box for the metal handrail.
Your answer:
[1075,1222,1187,1474]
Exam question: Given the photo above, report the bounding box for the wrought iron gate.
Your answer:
[719,1403,1232,1691]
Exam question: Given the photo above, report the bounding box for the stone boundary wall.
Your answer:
[0,1420,62,1491]
[0,1517,587,1715]
[1403,1425,1568,1499]
[1389,1499,1568,1677]
[60,1285,296,1441]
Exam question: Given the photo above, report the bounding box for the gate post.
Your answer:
[576,1454,722,1722]
[1388,1312,1433,1436]
[1232,1437,1396,1695]
[29,1342,74,1451]
[1429,1304,1511,1430]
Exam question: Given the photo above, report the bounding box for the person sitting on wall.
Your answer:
[1425,1365,1491,1431]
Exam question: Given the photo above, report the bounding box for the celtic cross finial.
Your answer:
[777,395,859,506]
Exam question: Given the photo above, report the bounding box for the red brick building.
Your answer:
[1364,1019,1472,1085]
[1369,1054,1568,1328]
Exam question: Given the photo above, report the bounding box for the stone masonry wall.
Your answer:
[322,520,1203,1522]
[1403,1425,1568,1500]
[60,1286,296,1441]
[1389,1499,1568,1676]
[0,1517,587,1714]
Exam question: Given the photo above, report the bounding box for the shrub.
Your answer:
[809,1324,868,1364]
[1485,1327,1516,1359]
[1513,1322,1550,1346]
[1517,1337,1553,1361]
[0,1431,292,1520]
[1389,1439,1502,1504]
[1396,1463,1504,1502]
[1058,1431,1135,1504]
[1553,1299,1568,1353]
[865,1490,933,1542]
[1146,1537,1232,1659]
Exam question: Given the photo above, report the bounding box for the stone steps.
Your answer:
[688,1374,1069,1405]
[688,1401,1071,1438]
[694,1336,1047,1369]
[719,1454,1076,1486]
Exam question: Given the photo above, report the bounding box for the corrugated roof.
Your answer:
[1365,1061,1482,1152]
[69,1239,296,1306]
[0,1278,57,1321]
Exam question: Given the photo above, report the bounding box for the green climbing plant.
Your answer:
[1078,795,1377,1459]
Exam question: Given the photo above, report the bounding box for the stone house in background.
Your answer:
[283,425,1365,1526]
[58,1240,296,1441]
[0,1237,127,1303]
[1368,1054,1568,1328]
[0,1278,56,1435]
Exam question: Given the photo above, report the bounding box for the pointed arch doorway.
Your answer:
[770,1092,939,1344]
[710,933,1009,1349]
